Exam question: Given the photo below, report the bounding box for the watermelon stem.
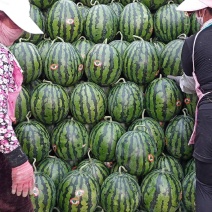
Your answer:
[53,207,60,212]
[88,148,93,162]
[77,36,86,41]
[104,116,113,122]
[168,0,174,4]
[177,34,187,40]
[77,2,84,7]
[116,31,123,41]
[90,0,99,6]
[115,78,126,84]
[182,108,188,117]
[159,74,162,79]
[133,35,144,41]
[19,35,31,43]
[141,109,146,119]
[103,38,108,44]
[119,166,127,174]
[26,111,32,122]
[51,36,65,45]
[133,124,147,131]
[43,79,53,84]
[162,152,166,157]
[32,158,37,172]
[96,206,104,212]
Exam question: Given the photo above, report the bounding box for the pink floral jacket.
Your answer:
[0,43,23,154]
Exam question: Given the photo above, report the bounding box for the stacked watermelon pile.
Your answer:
[11,0,199,211]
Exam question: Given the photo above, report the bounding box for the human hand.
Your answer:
[167,75,182,85]
[11,161,35,197]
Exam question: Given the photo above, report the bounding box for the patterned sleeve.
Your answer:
[0,48,20,154]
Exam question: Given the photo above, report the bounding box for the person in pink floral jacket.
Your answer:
[0,0,43,211]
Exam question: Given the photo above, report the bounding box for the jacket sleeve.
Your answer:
[0,50,27,167]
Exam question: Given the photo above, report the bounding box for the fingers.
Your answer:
[11,181,18,195]
[16,183,23,196]
[22,182,30,197]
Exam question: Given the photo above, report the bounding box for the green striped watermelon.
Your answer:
[77,3,90,23]
[10,42,42,84]
[142,0,169,11]
[84,4,118,43]
[123,38,159,85]
[140,169,182,211]
[47,0,83,42]
[183,92,198,118]
[160,37,185,77]
[15,86,30,124]
[21,4,45,44]
[156,153,184,181]
[51,118,89,165]
[128,109,165,157]
[30,0,57,10]
[44,40,84,86]
[150,39,166,57]
[77,153,110,186]
[30,171,56,212]
[182,171,196,212]
[84,42,122,86]
[119,2,153,42]
[100,166,141,212]
[70,82,107,124]
[189,12,201,35]
[37,156,71,191]
[144,75,183,122]
[57,169,100,212]
[165,109,194,160]
[116,127,157,177]
[108,2,124,19]
[15,119,50,164]
[89,116,126,162]
[24,79,41,96]
[108,78,143,123]
[184,158,195,176]
[30,82,69,125]
[72,36,95,62]
[154,3,190,43]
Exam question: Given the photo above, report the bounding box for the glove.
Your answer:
[11,161,35,197]
[167,75,182,85]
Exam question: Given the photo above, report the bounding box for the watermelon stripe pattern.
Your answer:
[160,39,185,77]
[116,131,157,176]
[30,172,56,212]
[154,3,190,43]
[165,114,194,160]
[123,40,159,85]
[89,120,126,162]
[30,82,69,125]
[30,0,57,10]
[70,82,107,124]
[85,44,122,86]
[10,42,42,84]
[119,2,153,42]
[47,0,83,42]
[44,42,83,86]
[57,170,100,212]
[108,81,143,123]
[109,40,130,57]
[15,120,50,164]
[140,170,182,212]
[84,4,118,43]
[51,119,89,162]
[100,172,141,212]
[145,77,183,122]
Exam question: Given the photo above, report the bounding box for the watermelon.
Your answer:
[183,92,198,118]
[160,37,186,77]
[70,82,107,124]
[10,42,42,84]
[119,2,153,42]
[15,119,50,164]
[142,0,169,11]
[128,109,165,157]
[84,41,122,86]
[37,156,71,191]
[72,36,95,62]
[44,40,84,86]
[108,2,124,20]
[100,166,141,212]
[30,82,69,125]
[140,169,182,212]
[108,78,143,123]
[15,86,30,124]
[116,127,157,177]
[123,37,159,85]
[156,153,184,181]
[47,0,83,42]
[30,171,56,212]
[21,4,45,44]
[84,4,118,43]
[24,79,41,96]
[184,158,195,176]
[30,0,58,10]
[77,151,110,186]
[154,3,190,43]
[165,108,194,160]
[57,169,100,212]
[150,39,166,58]
[77,3,90,22]
[89,116,126,162]
[144,75,183,122]
[189,12,201,35]
[51,118,89,165]
[182,171,196,212]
